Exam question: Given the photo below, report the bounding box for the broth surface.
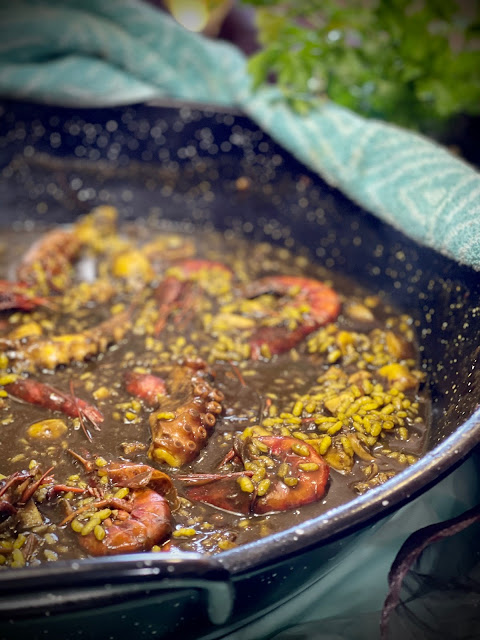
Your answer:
[0,209,429,566]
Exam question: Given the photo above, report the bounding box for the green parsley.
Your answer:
[241,0,480,130]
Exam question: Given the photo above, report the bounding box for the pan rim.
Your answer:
[0,98,478,582]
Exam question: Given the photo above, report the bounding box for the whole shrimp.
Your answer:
[4,378,103,428]
[0,470,41,517]
[124,371,167,407]
[242,275,340,359]
[154,259,233,335]
[66,460,176,556]
[183,436,329,515]
[0,466,81,519]
[15,205,119,295]
[0,280,51,312]
[1,308,131,372]
[16,228,82,294]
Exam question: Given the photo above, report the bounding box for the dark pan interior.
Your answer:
[0,99,479,578]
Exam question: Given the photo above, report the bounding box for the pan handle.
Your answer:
[0,552,234,625]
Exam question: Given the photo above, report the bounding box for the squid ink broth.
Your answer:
[0,207,429,567]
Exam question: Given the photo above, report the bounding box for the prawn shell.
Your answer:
[249,324,315,359]
[184,476,252,516]
[17,228,82,291]
[124,371,167,407]
[5,378,104,425]
[244,276,341,358]
[154,260,232,335]
[0,280,50,312]
[184,436,329,515]
[254,436,330,514]
[79,488,171,556]
[106,461,178,508]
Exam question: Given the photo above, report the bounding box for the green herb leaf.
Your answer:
[240,0,480,129]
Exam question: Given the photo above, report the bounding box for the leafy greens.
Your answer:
[241,0,480,130]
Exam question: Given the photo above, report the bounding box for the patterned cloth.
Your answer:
[0,0,479,270]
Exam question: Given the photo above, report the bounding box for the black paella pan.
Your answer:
[0,99,479,640]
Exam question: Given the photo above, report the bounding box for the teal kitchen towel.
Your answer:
[0,0,479,269]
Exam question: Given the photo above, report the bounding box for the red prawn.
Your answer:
[72,461,175,556]
[14,207,118,295]
[183,436,329,515]
[0,280,51,312]
[17,228,82,293]
[4,378,103,428]
[0,467,81,518]
[124,371,167,407]
[242,275,340,359]
[0,470,34,516]
[154,259,232,336]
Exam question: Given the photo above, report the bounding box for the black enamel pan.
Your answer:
[0,99,478,640]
